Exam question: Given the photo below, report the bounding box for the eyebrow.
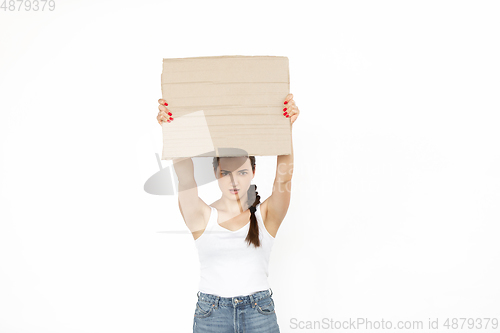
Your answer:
[221,169,249,172]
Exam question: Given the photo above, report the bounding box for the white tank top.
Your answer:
[194,202,275,297]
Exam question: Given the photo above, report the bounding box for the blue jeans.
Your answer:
[193,288,280,333]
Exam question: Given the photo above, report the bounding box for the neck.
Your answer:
[218,195,251,214]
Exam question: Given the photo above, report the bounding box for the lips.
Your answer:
[229,189,239,194]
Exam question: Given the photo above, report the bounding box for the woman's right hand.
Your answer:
[157,98,174,125]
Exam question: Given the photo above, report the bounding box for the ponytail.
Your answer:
[245,184,261,248]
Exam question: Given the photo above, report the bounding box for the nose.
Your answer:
[228,173,239,186]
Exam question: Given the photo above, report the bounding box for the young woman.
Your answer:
[156,94,300,333]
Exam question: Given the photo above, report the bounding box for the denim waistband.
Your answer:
[197,288,273,308]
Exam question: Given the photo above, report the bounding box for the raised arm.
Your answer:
[265,94,299,229]
[157,98,208,235]
[267,130,294,224]
[173,158,200,218]
[275,133,294,183]
[172,158,210,238]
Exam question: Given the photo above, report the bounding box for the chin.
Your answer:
[227,193,245,200]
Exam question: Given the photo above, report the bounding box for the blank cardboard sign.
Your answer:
[160,55,292,160]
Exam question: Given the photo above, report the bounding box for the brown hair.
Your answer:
[213,156,262,248]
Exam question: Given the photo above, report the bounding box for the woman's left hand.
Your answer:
[283,93,300,125]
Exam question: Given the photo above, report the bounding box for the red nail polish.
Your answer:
[286,115,289,117]
[284,101,288,104]
[283,112,288,115]
[164,102,168,106]
[168,112,172,116]
[169,117,173,120]
[167,119,171,123]
[283,108,287,111]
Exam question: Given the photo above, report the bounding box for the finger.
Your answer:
[161,112,174,122]
[158,105,174,120]
[284,110,295,119]
[160,113,174,123]
[157,107,169,121]
[158,104,169,113]
[283,104,298,117]
[158,108,169,117]
[158,112,168,121]
[283,106,290,117]
[285,107,299,122]
[158,98,169,106]
[284,93,293,104]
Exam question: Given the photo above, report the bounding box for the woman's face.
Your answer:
[215,157,255,200]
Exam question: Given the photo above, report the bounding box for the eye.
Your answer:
[221,171,247,176]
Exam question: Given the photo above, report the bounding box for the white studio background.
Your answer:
[1,1,499,332]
